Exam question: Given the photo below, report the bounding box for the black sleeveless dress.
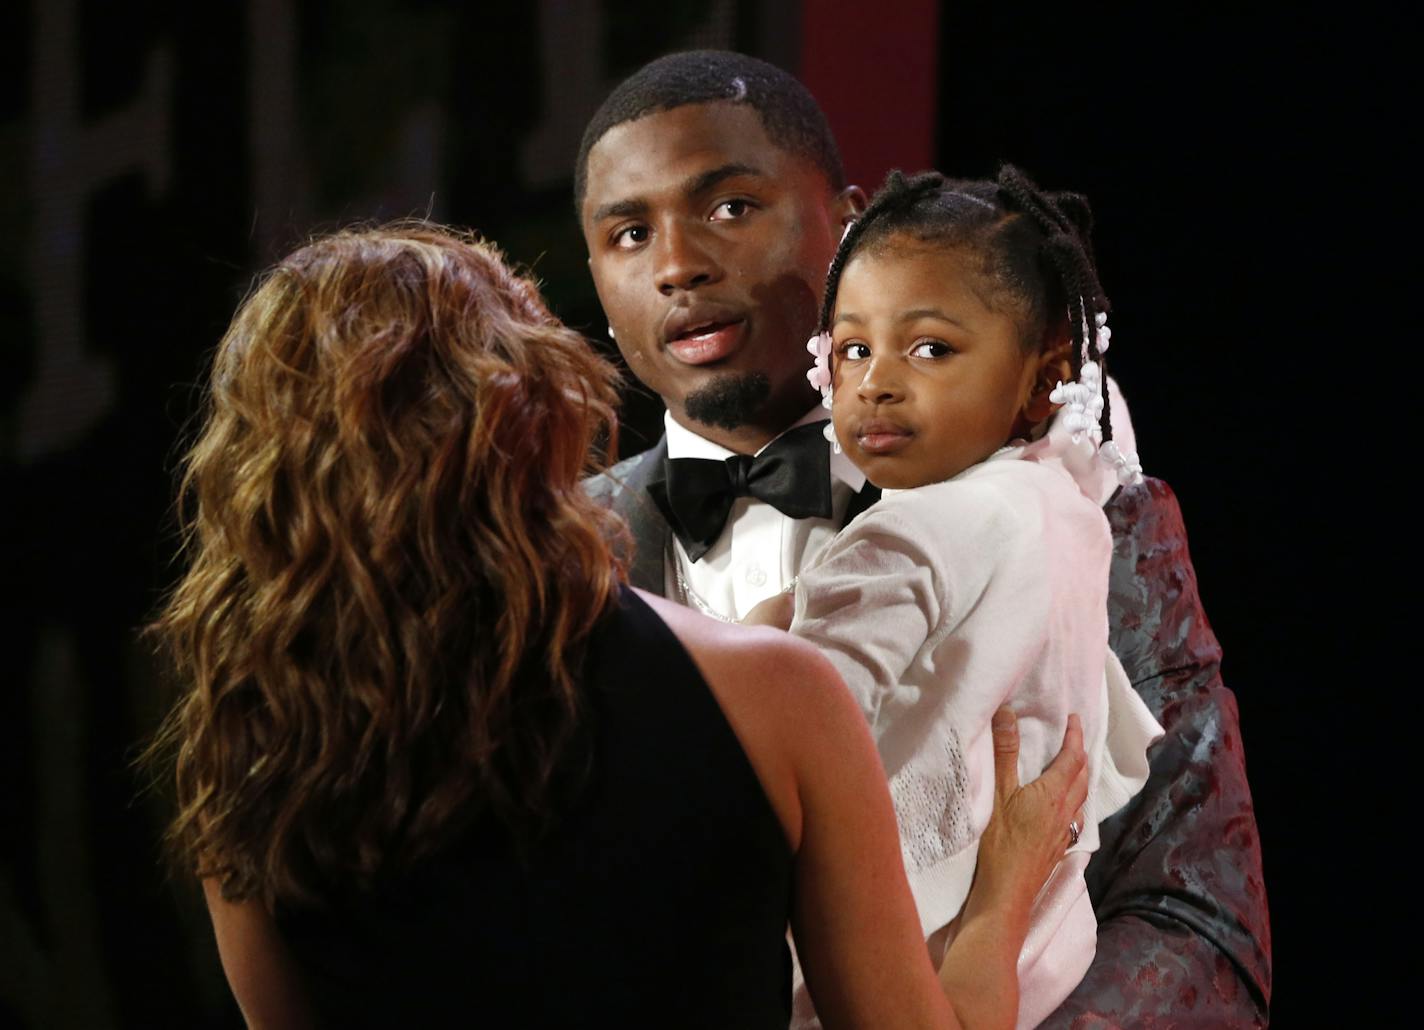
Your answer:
[278,587,794,1028]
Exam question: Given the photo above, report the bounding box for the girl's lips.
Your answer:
[856,424,914,454]
[666,321,745,365]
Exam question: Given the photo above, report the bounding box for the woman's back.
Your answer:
[277,586,794,1028]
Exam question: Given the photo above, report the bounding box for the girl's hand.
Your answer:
[742,590,795,630]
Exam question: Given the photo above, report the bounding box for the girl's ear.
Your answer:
[1020,333,1074,428]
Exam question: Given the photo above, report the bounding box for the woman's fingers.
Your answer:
[972,713,1099,919]
[1040,713,1087,803]
[991,706,1020,806]
[1067,748,1090,820]
[1062,715,1090,822]
[992,711,1090,858]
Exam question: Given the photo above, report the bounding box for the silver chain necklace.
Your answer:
[668,542,797,624]
[669,542,740,623]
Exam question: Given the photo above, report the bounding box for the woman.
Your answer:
[147,225,1087,1028]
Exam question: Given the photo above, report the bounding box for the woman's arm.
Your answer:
[781,641,960,1029]
[650,591,1087,1029]
[643,591,960,1028]
[203,880,313,1030]
[938,710,1089,1030]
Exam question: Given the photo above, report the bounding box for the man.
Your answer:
[579,51,1270,1026]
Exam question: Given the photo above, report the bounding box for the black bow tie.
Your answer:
[647,420,834,562]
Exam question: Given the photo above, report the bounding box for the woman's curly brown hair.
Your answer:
[148,224,626,908]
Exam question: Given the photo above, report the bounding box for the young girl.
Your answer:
[760,166,1164,1029]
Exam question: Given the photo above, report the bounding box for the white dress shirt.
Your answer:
[662,407,866,620]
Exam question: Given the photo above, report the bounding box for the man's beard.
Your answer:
[683,372,771,431]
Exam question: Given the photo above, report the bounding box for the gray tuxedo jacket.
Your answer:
[586,438,674,594]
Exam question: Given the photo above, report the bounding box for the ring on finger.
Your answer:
[1067,819,1081,847]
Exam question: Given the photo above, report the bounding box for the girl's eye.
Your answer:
[841,342,871,360]
[710,199,753,221]
[911,339,952,358]
[613,224,649,249]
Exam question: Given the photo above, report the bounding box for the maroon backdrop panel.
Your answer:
[798,0,939,191]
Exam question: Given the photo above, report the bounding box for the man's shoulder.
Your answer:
[1103,474,1184,537]
[1103,475,1223,685]
[584,438,667,507]
[585,439,672,593]
[1102,475,1199,587]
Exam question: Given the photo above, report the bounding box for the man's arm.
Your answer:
[1043,478,1271,1028]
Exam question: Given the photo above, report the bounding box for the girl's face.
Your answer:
[830,240,1043,490]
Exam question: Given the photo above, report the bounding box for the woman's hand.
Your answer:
[936,708,1089,1030]
[973,708,1089,928]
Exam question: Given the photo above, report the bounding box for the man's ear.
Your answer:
[1020,334,1074,427]
[832,185,867,228]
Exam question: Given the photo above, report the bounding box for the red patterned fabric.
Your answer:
[1043,478,1272,1027]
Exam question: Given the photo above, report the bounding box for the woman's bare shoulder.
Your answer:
[633,590,876,853]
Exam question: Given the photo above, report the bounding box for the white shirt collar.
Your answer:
[663,408,866,492]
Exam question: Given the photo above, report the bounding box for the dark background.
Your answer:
[1,1,1382,1025]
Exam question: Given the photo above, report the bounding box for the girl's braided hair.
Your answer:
[819,165,1115,442]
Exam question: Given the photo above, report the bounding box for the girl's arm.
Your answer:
[789,508,946,722]
[203,879,314,1030]
[742,588,794,629]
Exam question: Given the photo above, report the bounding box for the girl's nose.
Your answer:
[856,356,905,404]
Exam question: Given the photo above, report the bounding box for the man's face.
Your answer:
[582,102,855,450]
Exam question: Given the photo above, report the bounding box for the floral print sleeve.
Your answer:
[1042,478,1272,1028]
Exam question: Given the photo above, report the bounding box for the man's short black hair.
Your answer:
[574,50,845,210]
